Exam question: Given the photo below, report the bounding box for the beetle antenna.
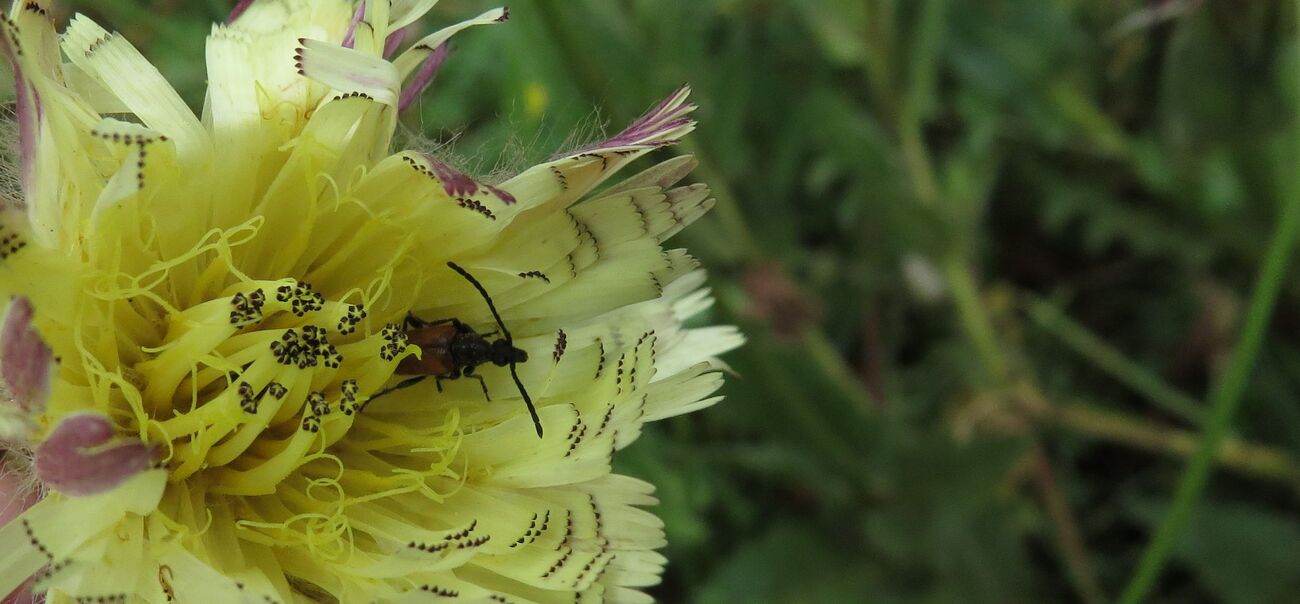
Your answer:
[511,363,544,437]
[447,261,544,437]
[446,262,512,342]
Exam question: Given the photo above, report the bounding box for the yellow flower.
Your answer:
[0,1,740,602]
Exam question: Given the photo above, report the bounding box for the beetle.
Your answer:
[375,261,543,437]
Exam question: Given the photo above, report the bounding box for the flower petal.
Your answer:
[33,413,155,497]
[0,53,38,203]
[340,1,365,48]
[1,298,52,415]
[0,8,51,212]
[391,6,506,80]
[226,0,254,24]
[61,16,209,162]
[491,88,700,224]
[383,24,410,58]
[390,0,441,32]
[573,83,696,153]
[295,38,400,106]
[397,41,448,111]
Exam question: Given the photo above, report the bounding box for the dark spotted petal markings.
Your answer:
[1,297,53,413]
[34,412,156,496]
[414,153,517,205]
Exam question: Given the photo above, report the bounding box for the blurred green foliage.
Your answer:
[59,0,1300,601]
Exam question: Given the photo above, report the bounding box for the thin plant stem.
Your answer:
[1027,298,1203,425]
[1033,396,1300,487]
[801,329,878,413]
[943,254,1009,381]
[1117,155,1300,603]
[889,6,1104,601]
[1030,446,1106,604]
[897,0,945,208]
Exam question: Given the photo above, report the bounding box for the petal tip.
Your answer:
[1,297,53,415]
[34,413,157,497]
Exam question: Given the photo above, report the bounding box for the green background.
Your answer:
[53,1,1300,602]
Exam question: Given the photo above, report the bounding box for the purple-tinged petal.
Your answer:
[12,78,38,196]
[414,155,516,205]
[225,0,254,24]
[573,83,696,154]
[0,26,41,197]
[2,578,39,604]
[425,155,479,198]
[0,455,39,604]
[34,413,156,497]
[383,25,411,58]
[485,184,516,205]
[398,42,449,112]
[342,2,366,49]
[1,298,53,414]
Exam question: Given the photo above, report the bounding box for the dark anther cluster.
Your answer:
[339,379,361,415]
[337,303,367,335]
[275,280,325,317]
[229,290,266,327]
[378,323,409,362]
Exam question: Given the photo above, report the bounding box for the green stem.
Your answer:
[801,329,877,413]
[1038,398,1300,487]
[750,342,871,481]
[943,254,1009,381]
[861,0,899,125]
[1117,161,1300,603]
[897,0,946,208]
[894,0,1007,382]
[1031,446,1106,604]
[1027,298,1203,425]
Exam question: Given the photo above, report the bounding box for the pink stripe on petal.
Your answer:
[398,43,450,112]
[13,79,37,194]
[485,184,516,205]
[1,456,42,604]
[0,455,39,527]
[423,154,479,198]
[1,578,40,604]
[2,298,53,414]
[342,2,366,49]
[0,29,40,195]
[573,83,695,154]
[226,0,255,24]
[34,413,155,497]
[383,25,410,58]
[416,154,516,205]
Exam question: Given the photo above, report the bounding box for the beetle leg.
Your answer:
[435,376,446,392]
[369,375,429,401]
[405,314,459,329]
[469,374,491,401]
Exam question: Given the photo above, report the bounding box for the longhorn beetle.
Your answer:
[374,261,543,437]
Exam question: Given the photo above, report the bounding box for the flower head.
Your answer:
[0,1,740,601]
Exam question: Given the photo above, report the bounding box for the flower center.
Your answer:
[50,194,483,555]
